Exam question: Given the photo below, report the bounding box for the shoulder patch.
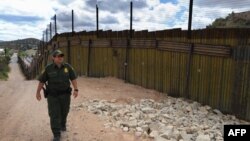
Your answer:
[64,63,74,70]
[64,67,68,73]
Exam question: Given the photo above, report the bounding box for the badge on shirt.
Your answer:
[64,68,68,73]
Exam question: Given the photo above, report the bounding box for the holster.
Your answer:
[42,83,49,98]
[46,87,72,97]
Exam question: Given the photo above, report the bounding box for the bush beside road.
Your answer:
[0,48,13,80]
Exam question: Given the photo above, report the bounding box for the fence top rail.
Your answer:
[46,28,250,43]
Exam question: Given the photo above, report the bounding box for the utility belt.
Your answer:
[43,85,72,98]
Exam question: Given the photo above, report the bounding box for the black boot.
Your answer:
[61,126,66,131]
[53,135,61,141]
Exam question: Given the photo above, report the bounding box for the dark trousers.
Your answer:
[47,94,71,137]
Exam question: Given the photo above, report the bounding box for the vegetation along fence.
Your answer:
[19,28,250,121]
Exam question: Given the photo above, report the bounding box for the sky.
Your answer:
[0,0,249,41]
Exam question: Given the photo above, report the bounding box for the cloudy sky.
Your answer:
[0,0,249,41]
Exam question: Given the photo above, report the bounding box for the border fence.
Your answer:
[20,28,250,121]
[18,0,250,121]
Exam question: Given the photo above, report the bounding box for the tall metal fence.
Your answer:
[19,28,250,121]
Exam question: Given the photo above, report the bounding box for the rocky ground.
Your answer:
[73,97,249,141]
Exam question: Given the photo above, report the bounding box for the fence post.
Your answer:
[130,1,133,39]
[232,35,249,119]
[46,28,48,43]
[185,0,194,98]
[54,14,57,38]
[187,0,193,39]
[87,39,92,76]
[45,51,48,67]
[124,1,133,82]
[96,4,99,37]
[67,39,71,64]
[50,22,52,40]
[72,10,74,34]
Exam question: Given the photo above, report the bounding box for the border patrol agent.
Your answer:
[36,50,78,141]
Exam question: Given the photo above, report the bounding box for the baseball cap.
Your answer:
[52,50,64,57]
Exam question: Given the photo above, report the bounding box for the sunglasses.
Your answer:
[54,55,64,58]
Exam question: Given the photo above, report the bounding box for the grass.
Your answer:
[0,56,10,80]
[18,50,28,59]
[0,48,13,80]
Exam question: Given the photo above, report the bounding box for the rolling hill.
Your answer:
[207,11,250,28]
[0,38,40,50]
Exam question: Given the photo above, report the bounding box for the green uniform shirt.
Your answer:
[38,63,77,91]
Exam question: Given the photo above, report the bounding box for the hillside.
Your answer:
[207,11,250,28]
[0,38,40,50]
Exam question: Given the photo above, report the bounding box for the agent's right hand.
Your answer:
[36,92,41,101]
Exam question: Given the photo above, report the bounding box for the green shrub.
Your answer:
[0,56,10,80]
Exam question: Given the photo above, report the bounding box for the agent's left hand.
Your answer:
[73,91,78,98]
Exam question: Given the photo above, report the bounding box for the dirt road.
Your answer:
[0,54,163,141]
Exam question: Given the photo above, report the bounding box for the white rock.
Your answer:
[128,120,138,128]
[149,130,159,138]
[135,131,142,137]
[104,123,112,128]
[118,109,129,116]
[191,102,200,110]
[186,106,192,112]
[110,99,117,103]
[180,132,193,141]
[141,107,156,114]
[75,107,82,111]
[199,107,209,114]
[201,125,210,130]
[186,126,198,134]
[136,127,143,132]
[121,120,137,128]
[159,126,174,139]
[149,122,165,132]
[123,127,129,132]
[144,119,152,124]
[111,111,119,116]
[215,135,223,141]
[161,114,173,119]
[170,130,181,140]
[103,111,109,116]
[160,125,174,133]
[230,115,236,120]
[114,121,121,128]
[141,124,149,132]
[213,109,222,115]
[137,121,145,127]
[204,105,211,110]
[196,134,211,141]
[148,114,157,119]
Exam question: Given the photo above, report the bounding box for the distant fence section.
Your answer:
[19,28,250,121]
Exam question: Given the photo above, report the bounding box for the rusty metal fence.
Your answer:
[18,28,250,121]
